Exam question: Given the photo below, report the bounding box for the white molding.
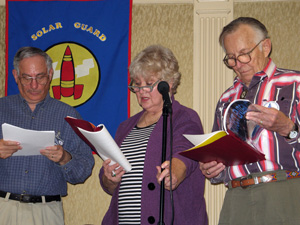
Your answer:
[195,9,232,14]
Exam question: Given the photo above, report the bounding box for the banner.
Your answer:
[6,0,131,137]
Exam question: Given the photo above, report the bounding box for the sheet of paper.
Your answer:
[184,131,225,146]
[184,131,227,149]
[2,123,55,156]
[78,125,132,172]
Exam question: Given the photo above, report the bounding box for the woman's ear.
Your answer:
[168,81,174,95]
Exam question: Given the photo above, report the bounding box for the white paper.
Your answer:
[183,131,222,146]
[78,125,132,172]
[2,123,55,156]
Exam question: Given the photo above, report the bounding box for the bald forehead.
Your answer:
[227,24,254,37]
[225,24,259,44]
[18,55,48,74]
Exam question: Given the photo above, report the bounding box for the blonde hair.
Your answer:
[129,45,181,94]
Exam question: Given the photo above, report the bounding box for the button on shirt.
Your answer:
[0,94,94,196]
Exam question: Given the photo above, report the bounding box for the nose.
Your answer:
[30,78,39,88]
[138,87,148,93]
[234,60,244,69]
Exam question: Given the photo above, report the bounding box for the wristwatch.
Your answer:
[286,123,299,139]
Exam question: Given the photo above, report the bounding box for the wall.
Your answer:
[0,1,300,225]
[234,1,300,70]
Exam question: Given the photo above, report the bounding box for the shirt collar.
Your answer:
[234,58,276,87]
[262,58,276,79]
[17,93,51,109]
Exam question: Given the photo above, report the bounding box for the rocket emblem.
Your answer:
[47,42,100,107]
[52,46,84,100]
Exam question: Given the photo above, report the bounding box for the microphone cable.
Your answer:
[158,80,174,224]
[168,111,174,225]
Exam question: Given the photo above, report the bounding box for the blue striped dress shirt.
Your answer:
[0,94,94,196]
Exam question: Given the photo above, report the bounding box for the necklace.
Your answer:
[138,112,161,128]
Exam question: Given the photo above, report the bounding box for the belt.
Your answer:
[231,171,300,189]
[0,190,61,203]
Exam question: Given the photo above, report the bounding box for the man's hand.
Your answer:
[199,161,225,178]
[0,139,22,159]
[246,104,294,137]
[40,145,72,165]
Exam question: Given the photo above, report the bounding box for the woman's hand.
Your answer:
[156,158,186,191]
[102,159,125,194]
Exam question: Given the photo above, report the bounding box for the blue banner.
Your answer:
[6,0,131,137]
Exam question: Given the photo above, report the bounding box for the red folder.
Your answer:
[65,116,102,151]
[180,130,265,166]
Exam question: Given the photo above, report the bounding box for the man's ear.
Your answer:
[12,69,19,83]
[49,68,54,80]
[262,38,272,57]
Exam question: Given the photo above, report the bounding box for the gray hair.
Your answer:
[129,45,181,94]
[13,46,53,76]
[219,17,269,50]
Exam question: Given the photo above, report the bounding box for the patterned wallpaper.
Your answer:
[234,1,300,71]
[0,2,300,225]
[130,4,194,115]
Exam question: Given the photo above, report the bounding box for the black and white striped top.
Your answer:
[118,123,156,224]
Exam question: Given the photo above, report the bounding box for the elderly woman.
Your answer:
[99,45,207,225]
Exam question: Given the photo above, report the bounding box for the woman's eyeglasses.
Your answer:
[128,80,161,93]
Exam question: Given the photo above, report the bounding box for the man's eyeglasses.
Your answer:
[223,39,265,68]
[19,75,49,86]
[128,79,161,93]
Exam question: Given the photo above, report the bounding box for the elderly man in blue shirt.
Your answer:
[0,46,94,225]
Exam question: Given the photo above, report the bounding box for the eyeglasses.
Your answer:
[223,39,265,68]
[19,75,49,86]
[128,79,160,93]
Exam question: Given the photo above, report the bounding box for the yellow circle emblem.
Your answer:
[46,43,100,107]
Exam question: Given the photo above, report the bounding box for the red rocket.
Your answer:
[52,46,84,100]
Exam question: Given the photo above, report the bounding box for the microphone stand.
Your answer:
[158,102,172,225]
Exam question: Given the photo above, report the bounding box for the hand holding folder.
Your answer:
[180,99,265,166]
[65,116,132,172]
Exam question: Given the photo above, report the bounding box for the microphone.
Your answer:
[158,81,172,108]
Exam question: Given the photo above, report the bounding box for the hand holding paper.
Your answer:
[2,123,55,156]
[0,139,22,159]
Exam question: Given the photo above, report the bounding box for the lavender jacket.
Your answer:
[99,99,208,225]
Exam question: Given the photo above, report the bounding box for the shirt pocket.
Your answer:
[275,83,296,117]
